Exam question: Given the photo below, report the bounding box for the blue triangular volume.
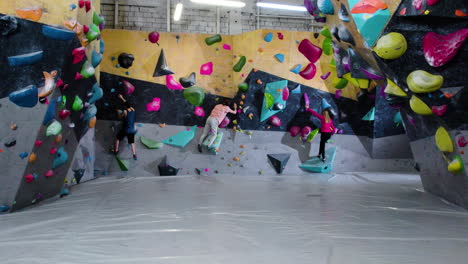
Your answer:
[362,107,375,121]
[260,80,288,122]
[162,125,197,148]
[290,64,302,74]
[321,98,331,111]
[299,147,337,173]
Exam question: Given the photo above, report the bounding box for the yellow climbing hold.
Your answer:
[409,95,432,115]
[28,152,37,163]
[435,127,453,152]
[448,156,464,174]
[384,78,407,97]
[374,32,408,60]
[407,70,443,93]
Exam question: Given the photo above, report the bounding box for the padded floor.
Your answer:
[1,172,467,263]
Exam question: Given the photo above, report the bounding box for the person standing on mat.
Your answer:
[305,99,335,162]
[198,101,237,153]
[113,94,138,160]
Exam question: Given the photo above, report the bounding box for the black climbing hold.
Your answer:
[118,53,134,69]
[313,33,320,39]
[348,47,382,79]
[338,3,350,22]
[179,72,196,88]
[331,27,340,42]
[338,25,355,46]
[153,49,174,77]
[39,97,47,104]
[272,102,285,111]
[267,153,291,174]
[158,156,179,176]
[0,15,18,36]
[73,169,85,184]
[4,139,16,148]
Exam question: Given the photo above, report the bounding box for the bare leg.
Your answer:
[131,143,136,155]
[114,139,120,154]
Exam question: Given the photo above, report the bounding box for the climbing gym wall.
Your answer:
[0,0,105,212]
[305,0,467,208]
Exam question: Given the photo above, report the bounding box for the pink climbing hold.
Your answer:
[219,116,230,128]
[200,62,213,75]
[269,116,281,127]
[146,98,161,112]
[289,126,301,137]
[222,44,231,50]
[148,31,160,44]
[427,0,441,6]
[122,80,135,94]
[24,174,34,183]
[423,29,468,68]
[56,79,64,88]
[194,106,205,117]
[458,136,467,147]
[431,105,447,116]
[277,32,284,40]
[45,170,54,178]
[50,148,57,154]
[298,39,322,63]
[59,110,71,120]
[282,87,289,101]
[301,126,312,138]
[75,73,83,80]
[412,0,423,10]
[320,72,331,80]
[165,75,183,90]
[72,47,86,64]
[83,25,89,34]
[35,140,42,147]
[299,63,317,80]
[335,90,343,99]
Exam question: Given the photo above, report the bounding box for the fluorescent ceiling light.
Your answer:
[190,0,246,8]
[174,3,183,21]
[257,2,307,12]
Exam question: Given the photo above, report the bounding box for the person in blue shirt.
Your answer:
[113,94,137,160]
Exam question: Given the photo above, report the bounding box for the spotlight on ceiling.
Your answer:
[174,3,183,21]
[190,0,246,8]
[256,2,307,12]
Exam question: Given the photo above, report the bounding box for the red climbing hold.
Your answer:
[59,110,71,120]
[85,1,91,12]
[298,39,322,63]
[423,29,468,67]
[35,140,42,147]
[45,170,54,178]
[83,25,89,34]
[412,0,423,10]
[25,174,34,183]
[351,0,388,14]
[78,0,85,8]
[56,79,64,88]
[72,47,86,64]
[431,105,447,116]
[427,0,441,6]
[458,136,467,147]
[50,148,57,154]
[299,63,317,80]
[75,72,84,80]
[399,7,407,15]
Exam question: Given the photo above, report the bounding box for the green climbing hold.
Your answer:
[448,155,464,174]
[140,136,163,149]
[72,95,84,111]
[80,61,95,78]
[115,156,129,171]
[162,125,197,148]
[322,38,332,56]
[233,56,246,72]
[46,120,62,136]
[307,128,319,142]
[238,82,249,92]
[407,70,443,93]
[320,26,332,39]
[60,95,67,108]
[93,12,104,26]
[374,32,407,60]
[264,93,274,109]
[86,24,100,42]
[409,95,432,115]
[332,76,348,89]
[205,34,222,45]
[183,86,205,106]
[435,127,453,153]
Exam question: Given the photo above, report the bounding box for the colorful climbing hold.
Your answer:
[165,75,183,90]
[432,105,447,116]
[9,85,38,108]
[238,82,249,92]
[19,152,28,159]
[179,72,196,88]
[298,39,322,63]
[72,96,84,111]
[374,32,408,60]
[205,34,222,45]
[299,63,317,80]
[38,70,58,98]
[423,29,468,68]
[183,86,205,106]
[317,0,335,15]
[194,106,205,117]
[80,61,95,79]
[223,44,232,50]
[46,120,62,136]
[15,7,43,21]
[146,98,161,112]
[448,155,464,174]
[384,78,407,97]
[8,50,43,66]
[200,62,213,75]
[435,127,453,153]
[274,53,285,63]
[233,56,246,72]
[290,64,302,74]
[409,95,432,115]
[269,116,281,127]
[350,0,388,14]
[52,147,68,169]
[28,152,37,163]
[264,32,273,42]
[407,70,443,93]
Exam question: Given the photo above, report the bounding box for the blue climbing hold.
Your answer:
[299,147,337,173]
[321,98,332,111]
[8,51,43,66]
[84,104,97,121]
[70,4,77,10]
[162,125,197,148]
[0,205,10,212]
[19,152,28,159]
[9,85,38,108]
[100,39,105,54]
[290,64,302,74]
[42,25,75,41]
[394,112,402,126]
[264,32,273,42]
[291,84,302,94]
[88,83,103,104]
[43,98,57,125]
[317,0,334,15]
[52,147,68,169]
[60,187,70,197]
[91,50,102,67]
[362,107,375,121]
[348,0,390,47]
[274,53,285,62]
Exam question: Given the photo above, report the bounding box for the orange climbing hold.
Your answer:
[257,79,262,84]
[258,48,264,53]
[89,116,97,128]
[233,157,240,161]
[240,145,246,148]
[16,8,43,22]
[28,153,37,163]
[248,59,254,63]
[351,0,388,14]
[55,134,62,143]
[253,68,258,72]
[10,123,18,130]
[444,92,454,99]
[159,123,166,127]
[455,9,468,17]
[240,101,244,105]
[241,94,246,100]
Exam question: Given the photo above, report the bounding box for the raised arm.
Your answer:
[306,108,324,120]
[227,103,237,114]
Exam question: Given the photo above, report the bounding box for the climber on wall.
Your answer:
[198,100,237,153]
[112,94,138,160]
[305,99,336,162]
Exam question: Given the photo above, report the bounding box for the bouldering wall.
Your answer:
[305,0,467,208]
[0,0,104,212]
